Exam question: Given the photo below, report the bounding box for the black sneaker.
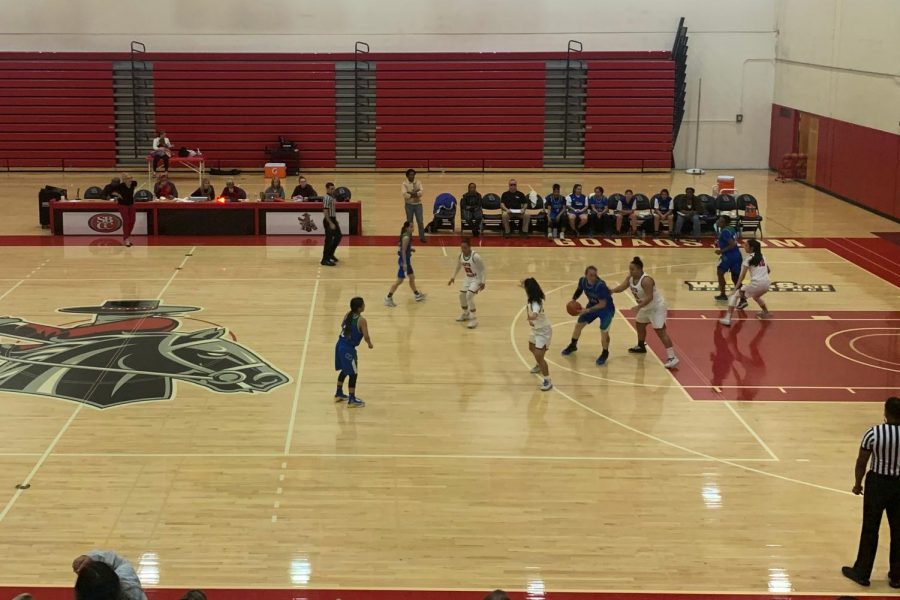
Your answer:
[714,294,728,302]
[561,344,577,356]
[736,298,748,310]
[841,566,870,587]
[320,259,336,267]
[628,344,647,354]
[890,578,900,589]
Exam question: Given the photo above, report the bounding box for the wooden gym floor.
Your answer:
[0,169,898,598]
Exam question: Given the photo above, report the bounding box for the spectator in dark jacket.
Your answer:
[221,179,247,202]
[460,182,483,237]
[675,186,703,238]
[102,177,121,199]
[291,176,318,200]
[153,173,178,200]
[190,178,215,200]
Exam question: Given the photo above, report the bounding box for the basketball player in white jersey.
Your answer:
[720,238,772,326]
[610,256,679,369]
[447,238,486,329]
[522,277,553,391]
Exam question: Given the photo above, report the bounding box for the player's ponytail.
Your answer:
[747,239,764,267]
[523,278,545,304]
[631,256,644,270]
[342,297,365,339]
[399,221,411,240]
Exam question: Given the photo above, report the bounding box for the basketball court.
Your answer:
[0,169,896,599]
[3,0,900,597]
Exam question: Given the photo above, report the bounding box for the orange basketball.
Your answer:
[566,300,583,316]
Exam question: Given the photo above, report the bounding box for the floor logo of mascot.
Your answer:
[0,300,289,409]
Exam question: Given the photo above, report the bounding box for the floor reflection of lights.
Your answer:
[768,567,793,593]
[290,555,311,586]
[137,552,160,586]
[701,476,722,509]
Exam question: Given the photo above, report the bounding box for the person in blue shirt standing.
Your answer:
[588,186,611,237]
[561,266,616,365]
[334,296,373,408]
[714,214,743,301]
[385,221,427,307]
[544,183,568,240]
[566,184,588,237]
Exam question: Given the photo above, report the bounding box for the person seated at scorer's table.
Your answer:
[151,130,172,172]
[220,179,247,202]
[262,176,286,200]
[500,178,530,237]
[153,173,178,200]
[190,178,215,200]
[102,177,122,200]
[291,176,318,200]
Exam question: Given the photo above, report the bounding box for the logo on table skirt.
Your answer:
[684,281,836,292]
[88,213,123,233]
[0,300,289,408]
[297,213,318,232]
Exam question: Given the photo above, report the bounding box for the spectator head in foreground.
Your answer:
[484,591,510,600]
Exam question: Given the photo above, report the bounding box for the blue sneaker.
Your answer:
[334,391,349,402]
[561,344,577,356]
[595,352,609,366]
[348,397,366,408]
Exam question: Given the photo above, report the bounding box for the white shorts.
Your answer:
[529,327,552,349]
[460,278,482,294]
[635,302,667,329]
[741,281,770,299]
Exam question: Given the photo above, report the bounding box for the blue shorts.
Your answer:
[548,210,563,222]
[717,252,742,276]
[577,306,615,330]
[397,260,414,279]
[334,341,358,376]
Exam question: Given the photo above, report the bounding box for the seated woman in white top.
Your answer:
[151,131,172,172]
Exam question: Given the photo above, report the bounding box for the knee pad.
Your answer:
[466,290,477,311]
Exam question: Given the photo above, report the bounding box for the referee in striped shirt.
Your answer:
[320,182,341,267]
[843,396,900,588]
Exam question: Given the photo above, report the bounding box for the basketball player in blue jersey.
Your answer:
[385,221,426,307]
[334,297,373,408]
[566,184,589,237]
[561,265,616,365]
[714,215,743,301]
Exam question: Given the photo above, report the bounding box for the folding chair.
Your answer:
[480,193,503,233]
[427,193,457,233]
[737,194,763,238]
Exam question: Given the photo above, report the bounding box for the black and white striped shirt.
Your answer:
[322,194,336,219]
[862,424,900,476]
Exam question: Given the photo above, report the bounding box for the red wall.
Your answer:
[767,104,797,169]
[770,103,900,220]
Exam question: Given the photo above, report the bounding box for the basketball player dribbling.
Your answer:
[720,238,772,326]
[610,256,679,369]
[447,238,486,329]
[560,266,615,365]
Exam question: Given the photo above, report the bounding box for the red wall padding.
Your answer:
[584,60,675,169]
[0,60,115,168]
[770,103,900,219]
[768,104,798,169]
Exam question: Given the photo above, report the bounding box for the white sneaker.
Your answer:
[530,365,541,374]
[540,379,553,391]
[466,318,478,329]
[414,292,427,302]
[719,318,731,326]
[664,357,680,369]
[757,311,772,319]
[547,230,553,239]
[384,295,396,307]
[456,311,470,322]
[559,231,566,241]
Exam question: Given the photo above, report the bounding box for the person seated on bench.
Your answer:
[460,183,483,237]
[615,189,638,235]
[588,186,611,237]
[263,176,286,200]
[153,172,178,200]
[102,177,122,200]
[545,183,568,240]
[151,131,172,172]
[566,184,588,236]
[191,177,215,200]
[291,176,318,200]
[675,186,702,239]
[500,179,529,237]
[653,188,674,236]
[221,179,247,203]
